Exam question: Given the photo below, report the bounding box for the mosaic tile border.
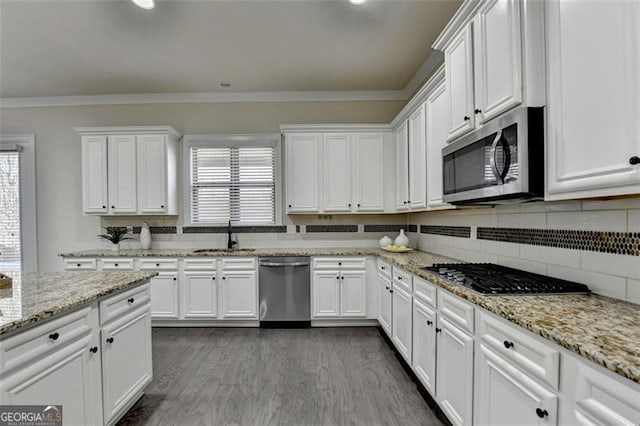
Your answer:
[305,225,358,233]
[363,224,412,233]
[420,225,471,238]
[477,227,640,256]
[106,226,177,235]
[182,226,287,234]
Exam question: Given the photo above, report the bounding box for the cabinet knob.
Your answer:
[385,286,389,290]
[102,205,106,209]
[340,276,344,280]
[435,328,442,333]
[357,204,361,208]
[348,203,352,208]
[503,340,514,349]
[76,263,81,267]
[106,337,114,344]
[212,277,216,280]
[389,289,394,293]
[463,116,470,121]
[535,408,548,419]
[114,263,119,267]
[397,276,402,280]
[336,276,340,280]
[427,320,433,326]
[127,297,135,304]
[338,262,342,266]
[173,277,177,281]
[49,332,60,341]
[111,206,115,209]
[288,204,292,208]
[222,276,226,280]
[381,266,385,270]
[474,109,482,114]
[630,156,640,165]
[89,346,98,354]
[160,205,165,208]
[156,263,160,266]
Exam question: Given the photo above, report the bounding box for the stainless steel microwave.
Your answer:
[442,107,544,205]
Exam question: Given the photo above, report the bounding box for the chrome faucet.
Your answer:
[227,220,238,250]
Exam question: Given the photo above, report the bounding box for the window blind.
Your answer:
[190,145,276,224]
[0,151,21,272]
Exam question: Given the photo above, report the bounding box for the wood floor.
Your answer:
[117,327,443,426]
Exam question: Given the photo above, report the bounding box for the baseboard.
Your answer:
[376,327,453,426]
[152,320,260,327]
[311,319,380,327]
[260,321,311,329]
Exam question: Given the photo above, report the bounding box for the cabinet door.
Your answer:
[426,80,452,210]
[413,299,437,395]
[101,305,152,425]
[353,133,385,212]
[81,135,108,214]
[285,133,321,212]
[545,0,640,199]
[378,274,393,336]
[392,285,412,364]
[436,316,474,426]
[137,135,167,214]
[149,272,180,319]
[323,133,352,212]
[474,0,522,123]
[475,344,557,426]
[445,23,475,141]
[340,270,366,318]
[220,270,258,319]
[395,121,410,210]
[408,104,427,209]
[107,135,138,213]
[181,271,217,318]
[312,270,340,318]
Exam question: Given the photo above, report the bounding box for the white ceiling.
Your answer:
[0,0,461,99]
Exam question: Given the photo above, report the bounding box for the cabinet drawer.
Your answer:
[183,258,217,271]
[138,258,179,271]
[220,257,256,270]
[100,258,135,271]
[392,267,413,293]
[99,283,150,325]
[438,291,474,334]
[313,257,366,270]
[478,311,560,390]
[0,306,95,374]
[64,258,97,270]
[377,259,392,278]
[413,276,437,309]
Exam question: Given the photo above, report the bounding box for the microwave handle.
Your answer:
[489,130,512,183]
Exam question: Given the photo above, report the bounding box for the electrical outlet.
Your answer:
[470,226,477,240]
[126,226,134,234]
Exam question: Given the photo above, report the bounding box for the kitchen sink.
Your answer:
[192,248,256,253]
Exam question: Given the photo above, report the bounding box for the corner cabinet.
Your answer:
[76,126,180,216]
[545,0,640,200]
[282,125,393,214]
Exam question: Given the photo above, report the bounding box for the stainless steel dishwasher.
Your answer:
[258,257,310,327]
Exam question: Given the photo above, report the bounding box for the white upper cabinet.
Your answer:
[81,135,108,214]
[323,133,352,212]
[425,76,452,210]
[473,0,522,124]
[285,133,321,213]
[353,133,385,212]
[408,104,428,209]
[445,22,476,141]
[76,126,180,216]
[545,0,640,200]
[395,121,410,210]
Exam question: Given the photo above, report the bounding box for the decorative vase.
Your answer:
[111,242,120,253]
[379,235,392,248]
[140,222,152,250]
[394,229,409,247]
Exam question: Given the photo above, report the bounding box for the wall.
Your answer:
[0,100,406,272]
[409,198,640,303]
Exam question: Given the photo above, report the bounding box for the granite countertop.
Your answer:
[0,271,157,337]
[59,247,640,384]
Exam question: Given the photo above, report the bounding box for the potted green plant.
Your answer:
[98,227,133,253]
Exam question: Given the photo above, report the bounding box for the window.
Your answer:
[186,135,279,225]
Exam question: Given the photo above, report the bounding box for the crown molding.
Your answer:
[280,124,393,133]
[401,50,444,99]
[432,0,480,50]
[74,125,181,138]
[390,64,445,128]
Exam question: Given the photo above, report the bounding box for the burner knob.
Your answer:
[454,274,466,283]
[439,268,449,275]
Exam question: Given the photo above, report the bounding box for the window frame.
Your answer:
[0,134,37,272]
[183,134,282,227]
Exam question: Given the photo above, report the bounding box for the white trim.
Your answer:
[0,134,38,272]
[401,50,445,98]
[390,65,446,129]
[432,0,481,51]
[74,126,181,138]
[279,124,393,133]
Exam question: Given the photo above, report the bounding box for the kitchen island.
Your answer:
[0,271,156,426]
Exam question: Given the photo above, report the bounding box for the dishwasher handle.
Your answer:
[260,261,310,267]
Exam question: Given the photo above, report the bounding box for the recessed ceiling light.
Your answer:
[349,0,367,5]
[219,81,232,89]
[131,0,155,10]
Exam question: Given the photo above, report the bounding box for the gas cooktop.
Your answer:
[423,263,591,295]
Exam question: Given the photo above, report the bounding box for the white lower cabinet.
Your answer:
[377,273,393,336]
[181,271,218,318]
[391,284,413,364]
[149,272,180,319]
[339,270,367,317]
[412,298,437,395]
[312,270,341,318]
[436,315,474,426]
[220,270,258,319]
[311,258,368,319]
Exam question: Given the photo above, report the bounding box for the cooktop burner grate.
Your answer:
[423,263,590,295]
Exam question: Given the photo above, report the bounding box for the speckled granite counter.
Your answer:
[0,271,157,337]
[60,247,640,384]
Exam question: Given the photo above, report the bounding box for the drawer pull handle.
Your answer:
[629,156,640,165]
[114,263,119,267]
[503,340,514,349]
[49,332,60,341]
[128,297,135,304]
[338,262,342,266]
[435,328,442,333]
[535,408,548,419]
[106,337,114,344]
[427,320,433,326]
[89,346,98,354]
